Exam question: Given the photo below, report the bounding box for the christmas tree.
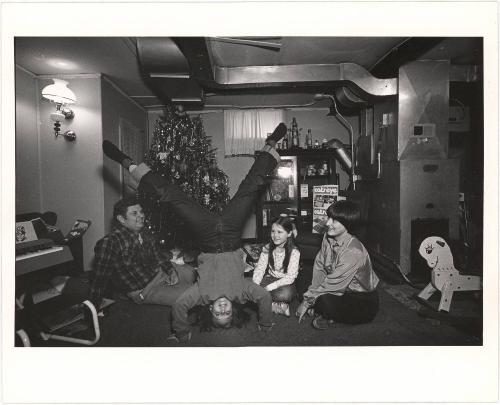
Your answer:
[140,105,230,251]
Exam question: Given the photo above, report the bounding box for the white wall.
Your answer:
[148,107,359,239]
[15,66,41,213]
[37,75,104,271]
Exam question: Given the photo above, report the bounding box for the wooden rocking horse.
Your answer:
[417,236,481,312]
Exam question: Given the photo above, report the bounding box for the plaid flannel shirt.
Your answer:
[90,224,173,307]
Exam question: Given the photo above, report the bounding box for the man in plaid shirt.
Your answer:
[90,196,196,309]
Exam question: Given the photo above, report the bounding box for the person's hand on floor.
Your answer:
[296,301,310,323]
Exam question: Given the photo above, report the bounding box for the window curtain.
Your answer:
[224,109,285,156]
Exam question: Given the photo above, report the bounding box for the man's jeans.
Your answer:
[127,263,196,306]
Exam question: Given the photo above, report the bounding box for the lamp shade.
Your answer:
[41,79,77,104]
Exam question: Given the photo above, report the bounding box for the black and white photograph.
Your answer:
[1,2,498,404]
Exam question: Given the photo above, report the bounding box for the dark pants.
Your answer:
[139,150,278,253]
[314,290,379,324]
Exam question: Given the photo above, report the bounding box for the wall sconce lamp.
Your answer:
[41,79,77,141]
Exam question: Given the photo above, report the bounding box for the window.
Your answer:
[224,109,285,156]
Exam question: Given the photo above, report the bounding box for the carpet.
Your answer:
[86,287,480,347]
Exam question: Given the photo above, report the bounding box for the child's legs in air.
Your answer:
[136,169,219,241]
[221,147,279,243]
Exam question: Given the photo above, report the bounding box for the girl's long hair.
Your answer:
[191,303,251,332]
[267,216,296,274]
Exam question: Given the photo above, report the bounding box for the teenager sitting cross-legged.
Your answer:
[295,200,380,329]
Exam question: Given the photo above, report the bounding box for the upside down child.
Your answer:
[102,123,287,342]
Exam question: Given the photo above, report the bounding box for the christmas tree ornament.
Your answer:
[175,104,185,115]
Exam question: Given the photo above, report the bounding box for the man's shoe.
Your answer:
[266,123,287,145]
[312,315,333,330]
[102,140,133,166]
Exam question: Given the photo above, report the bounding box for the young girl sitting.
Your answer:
[252,216,300,317]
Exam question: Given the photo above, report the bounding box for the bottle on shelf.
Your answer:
[291,117,300,148]
[306,129,313,149]
[314,139,320,149]
[286,128,292,149]
[282,136,288,150]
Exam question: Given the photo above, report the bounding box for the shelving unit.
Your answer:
[256,149,338,241]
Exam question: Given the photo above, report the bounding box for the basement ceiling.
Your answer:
[15,36,482,110]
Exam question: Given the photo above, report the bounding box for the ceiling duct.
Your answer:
[138,37,398,107]
[137,38,205,105]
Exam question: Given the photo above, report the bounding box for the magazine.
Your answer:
[312,184,338,233]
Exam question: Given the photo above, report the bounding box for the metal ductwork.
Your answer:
[137,38,205,105]
[137,37,398,107]
[328,138,353,174]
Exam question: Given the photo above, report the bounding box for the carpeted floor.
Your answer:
[56,282,480,347]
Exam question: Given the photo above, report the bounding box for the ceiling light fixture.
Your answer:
[41,79,77,141]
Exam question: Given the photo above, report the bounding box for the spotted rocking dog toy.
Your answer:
[417,236,481,312]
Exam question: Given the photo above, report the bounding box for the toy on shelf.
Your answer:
[417,236,481,312]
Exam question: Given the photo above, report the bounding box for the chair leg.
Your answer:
[40,300,101,346]
[16,329,31,347]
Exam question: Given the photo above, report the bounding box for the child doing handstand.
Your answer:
[252,216,300,317]
[102,123,287,342]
